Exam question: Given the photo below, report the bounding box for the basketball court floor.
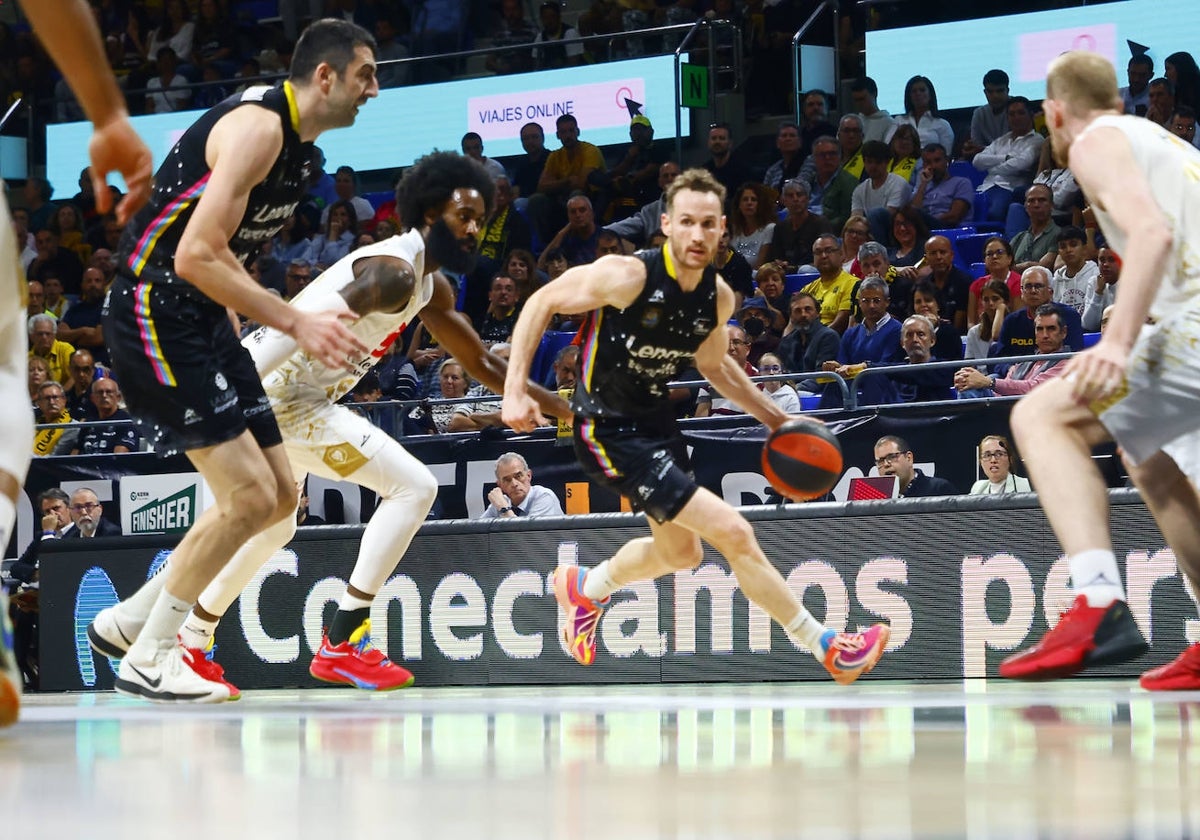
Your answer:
[3,679,1198,839]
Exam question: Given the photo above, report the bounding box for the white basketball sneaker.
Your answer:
[87,604,143,659]
[1,591,21,726]
[114,639,231,703]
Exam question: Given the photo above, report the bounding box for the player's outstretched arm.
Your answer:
[502,255,647,432]
[23,0,152,223]
[695,279,791,432]
[1064,126,1172,404]
[420,274,570,421]
[177,107,366,369]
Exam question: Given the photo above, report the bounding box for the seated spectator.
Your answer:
[1146,77,1175,127]
[295,481,327,527]
[874,433,958,497]
[532,1,585,69]
[853,242,910,323]
[852,140,912,243]
[758,352,800,412]
[874,314,956,405]
[910,280,963,362]
[956,303,1070,397]
[1170,106,1199,148]
[144,0,195,64]
[28,314,74,388]
[447,345,516,433]
[25,280,48,323]
[466,176,532,318]
[841,217,871,277]
[1166,52,1200,111]
[32,381,78,457]
[28,228,84,296]
[476,274,520,344]
[184,0,239,83]
[851,76,897,144]
[306,200,356,269]
[64,349,100,421]
[695,325,757,416]
[50,204,91,265]
[1010,184,1061,272]
[512,121,551,204]
[895,76,954,150]
[1027,137,1083,228]
[908,143,974,230]
[41,275,70,321]
[836,114,866,180]
[752,260,789,316]
[967,236,1022,325]
[737,296,781,365]
[798,88,839,159]
[996,266,1082,355]
[406,321,447,398]
[271,212,315,269]
[728,182,776,269]
[320,167,376,228]
[805,136,858,235]
[973,96,1043,222]
[546,343,580,392]
[64,487,122,537]
[145,46,190,113]
[887,206,928,269]
[969,434,1032,495]
[461,132,507,181]
[763,122,807,192]
[757,180,833,274]
[283,259,313,301]
[57,266,108,365]
[480,452,564,518]
[503,248,544,304]
[409,358,472,433]
[887,124,921,184]
[539,193,598,268]
[595,229,623,257]
[921,236,971,331]
[1082,246,1120,332]
[712,229,755,310]
[488,0,538,75]
[376,344,420,402]
[593,115,669,222]
[1120,53,1154,116]
[964,279,1010,360]
[820,276,902,407]
[27,357,51,405]
[777,292,840,390]
[605,160,679,251]
[530,117,605,245]
[800,234,856,333]
[1050,225,1098,318]
[71,378,139,454]
[961,69,1012,158]
[542,247,570,282]
[22,177,58,239]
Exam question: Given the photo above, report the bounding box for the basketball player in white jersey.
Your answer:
[999,51,1200,689]
[87,152,570,695]
[0,0,152,726]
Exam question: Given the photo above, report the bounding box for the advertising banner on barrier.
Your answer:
[37,493,1197,692]
[15,401,1025,558]
[119,473,214,535]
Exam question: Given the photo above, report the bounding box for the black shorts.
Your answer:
[573,412,698,524]
[103,276,282,456]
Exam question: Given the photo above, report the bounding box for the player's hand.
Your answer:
[502,391,546,433]
[292,309,368,371]
[89,117,153,226]
[1063,339,1129,404]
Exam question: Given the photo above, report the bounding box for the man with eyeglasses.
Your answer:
[997,266,1083,357]
[27,314,75,389]
[695,325,757,416]
[1010,184,1061,272]
[64,488,121,539]
[819,276,903,408]
[760,180,832,275]
[800,233,856,333]
[480,452,563,519]
[803,137,858,234]
[873,434,956,498]
[31,381,79,457]
[283,258,313,300]
[70,378,140,455]
[777,292,839,390]
[955,303,1069,397]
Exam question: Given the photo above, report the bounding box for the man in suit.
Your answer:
[64,487,122,539]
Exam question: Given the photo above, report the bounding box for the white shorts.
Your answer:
[0,187,32,483]
[1096,305,1200,466]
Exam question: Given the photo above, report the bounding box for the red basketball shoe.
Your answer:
[182,639,241,701]
[1140,644,1200,691]
[999,595,1148,680]
[309,619,414,690]
[818,624,890,685]
[552,566,609,666]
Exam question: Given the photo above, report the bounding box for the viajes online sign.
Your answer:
[38,493,1199,691]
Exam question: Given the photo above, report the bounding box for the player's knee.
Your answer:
[270,479,299,524]
[707,516,757,558]
[224,475,281,531]
[407,466,438,511]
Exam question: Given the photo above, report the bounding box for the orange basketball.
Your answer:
[762,418,843,500]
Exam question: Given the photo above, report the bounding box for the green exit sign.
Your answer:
[680,63,709,109]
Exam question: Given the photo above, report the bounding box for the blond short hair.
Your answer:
[1046,51,1123,114]
[665,168,726,214]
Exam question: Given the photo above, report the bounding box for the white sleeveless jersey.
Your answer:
[1079,114,1200,322]
[245,229,432,404]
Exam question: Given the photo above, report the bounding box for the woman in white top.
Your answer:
[758,353,801,413]
[970,434,1032,495]
[728,182,776,269]
[964,278,1011,359]
[143,0,195,63]
[895,75,954,152]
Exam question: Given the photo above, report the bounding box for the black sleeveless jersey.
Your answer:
[574,247,720,419]
[117,82,313,297]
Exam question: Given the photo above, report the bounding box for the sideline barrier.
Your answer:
[37,489,1196,692]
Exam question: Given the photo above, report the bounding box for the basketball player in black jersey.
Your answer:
[94,19,378,703]
[1,0,153,727]
[503,169,889,684]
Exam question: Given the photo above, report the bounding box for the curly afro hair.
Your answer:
[395,151,496,230]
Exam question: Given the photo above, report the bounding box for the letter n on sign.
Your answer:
[680,63,709,109]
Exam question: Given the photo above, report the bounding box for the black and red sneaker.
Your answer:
[1140,643,1200,691]
[999,595,1148,680]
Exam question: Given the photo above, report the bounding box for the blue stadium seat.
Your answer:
[1082,331,1101,348]
[950,160,985,189]
[954,233,994,267]
[362,191,393,211]
[970,261,986,277]
[531,331,577,385]
[785,272,818,295]
[971,193,1006,233]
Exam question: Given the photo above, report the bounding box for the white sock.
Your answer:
[0,495,14,548]
[125,589,193,664]
[338,590,373,612]
[118,560,170,624]
[179,612,219,650]
[581,560,621,602]
[1070,549,1125,607]
[784,610,827,655]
